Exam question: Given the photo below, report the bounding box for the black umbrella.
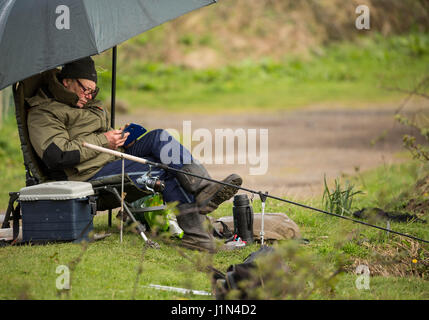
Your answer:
[0,0,217,125]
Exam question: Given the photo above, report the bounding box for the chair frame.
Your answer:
[1,70,166,242]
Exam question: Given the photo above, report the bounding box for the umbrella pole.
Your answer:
[111,45,117,128]
[108,45,117,228]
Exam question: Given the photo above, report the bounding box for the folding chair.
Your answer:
[1,70,166,242]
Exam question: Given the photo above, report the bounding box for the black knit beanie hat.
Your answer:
[59,56,97,83]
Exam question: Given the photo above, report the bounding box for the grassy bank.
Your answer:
[1,160,427,300]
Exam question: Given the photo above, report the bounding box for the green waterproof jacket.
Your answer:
[27,69,120,181]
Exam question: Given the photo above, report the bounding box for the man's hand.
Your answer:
[119,123,136,149]
[119,123,130,131]
[103,129,129,150]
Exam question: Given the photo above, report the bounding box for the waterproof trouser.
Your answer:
[90,129,194,205]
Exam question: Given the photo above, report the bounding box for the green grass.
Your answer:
[0,116,25,207]
[349,161,427,213]
[333,275,428,300]
[322,174,363,216]
[0,160,428,300]
[94,32,429,113]
[0,222,258,300]
[318,160,429,246]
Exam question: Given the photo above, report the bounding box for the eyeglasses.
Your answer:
[76,79,99,99]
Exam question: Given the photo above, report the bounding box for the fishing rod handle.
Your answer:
[83,142,149,165]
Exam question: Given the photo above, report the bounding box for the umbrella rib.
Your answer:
[80,0,99,53]
[0,0,16,46]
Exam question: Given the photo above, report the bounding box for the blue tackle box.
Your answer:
[18,181,96,243]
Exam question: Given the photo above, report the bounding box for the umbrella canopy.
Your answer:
[0,0,216,90]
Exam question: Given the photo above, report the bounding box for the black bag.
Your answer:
[212,245,275,300]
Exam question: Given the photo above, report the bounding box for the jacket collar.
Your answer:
[45,69,80,107]
[27,69,101,109]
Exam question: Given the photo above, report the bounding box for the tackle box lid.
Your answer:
[19,181,94,201]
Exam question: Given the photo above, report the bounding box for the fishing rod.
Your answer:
[83,142,429,244]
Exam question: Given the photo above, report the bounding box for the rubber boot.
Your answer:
[176,203,216,253]
[176,162,243,214]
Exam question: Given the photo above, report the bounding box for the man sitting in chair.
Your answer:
[26,56,242,252]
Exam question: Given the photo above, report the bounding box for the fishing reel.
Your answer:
[135,165,165,194]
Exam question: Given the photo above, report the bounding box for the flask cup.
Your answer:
[232,194,254,243]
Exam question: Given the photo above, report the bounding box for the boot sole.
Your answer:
[198,174,242,213]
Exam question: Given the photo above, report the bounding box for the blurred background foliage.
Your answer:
[96,0,429,68]
[2,0,428,115]
[90,0,429,112]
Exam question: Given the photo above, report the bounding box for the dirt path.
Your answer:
[117,102,427,200]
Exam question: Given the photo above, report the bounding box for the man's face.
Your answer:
[62,78,97,108]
